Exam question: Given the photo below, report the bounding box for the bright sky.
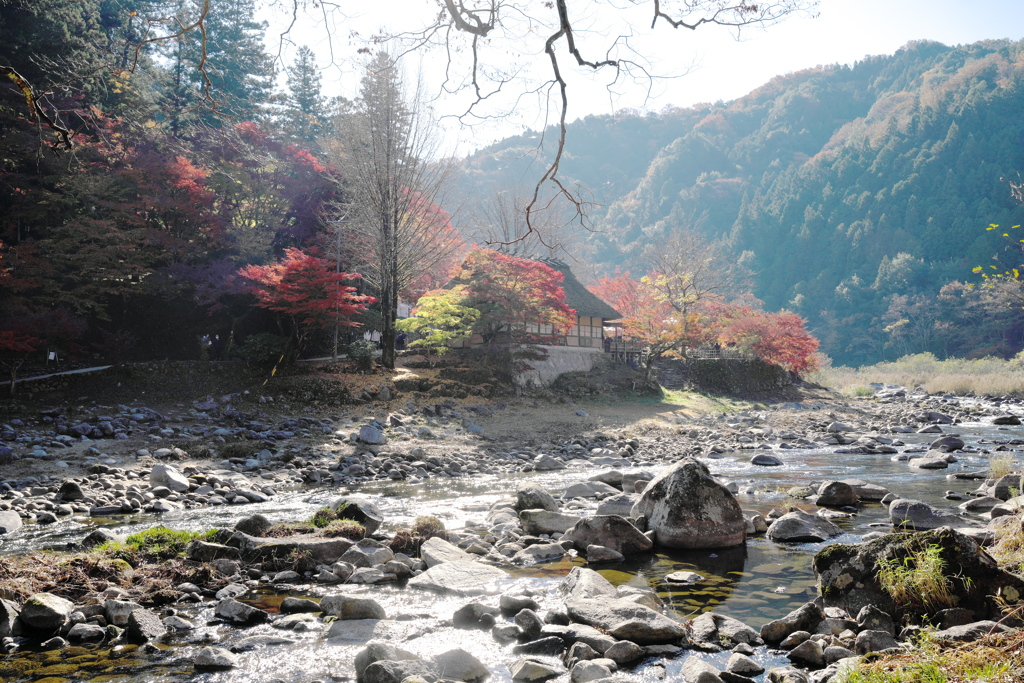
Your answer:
[263,0,1024,155]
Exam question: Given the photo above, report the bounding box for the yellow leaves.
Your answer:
[972,266,984,273]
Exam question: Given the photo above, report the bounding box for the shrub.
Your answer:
[876,544,957,612]
[411,516,446,541]
[348,339,377,372]
[989,452,1018,480]
[310,507,338,528]
[389,529,416,554]
[235,333,290,365]
[321,520,365,540]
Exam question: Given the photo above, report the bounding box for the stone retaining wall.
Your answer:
[515,346,604,388]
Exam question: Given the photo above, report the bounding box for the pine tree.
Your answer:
[284,45,327,144]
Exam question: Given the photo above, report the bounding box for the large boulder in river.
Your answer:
[330,497,383,536]
[630,458,746,549]
[766,508,842,543]
[813,526,1024,621]
[561,515,653,556]
[558,567,616,602]
[814,481,859,508]
[888,499,961,530]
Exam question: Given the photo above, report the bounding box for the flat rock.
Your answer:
[564,597,687,644]
[766,508,842,543]
[195,646,239,670]
[888,499,960,530]
[407,561,510,595]
[319,594,386,620]
[562,515,652,556]
[520,509,583,535]
[326,618,412,643]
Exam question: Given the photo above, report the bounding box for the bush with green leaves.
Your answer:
[235,332,290,365]
[348,339,377,371]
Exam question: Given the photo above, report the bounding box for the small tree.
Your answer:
[238,248,375,358]
[717,305,821,375]
[397,287,480,366]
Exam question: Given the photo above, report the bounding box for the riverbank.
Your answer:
[2,360,1024,683]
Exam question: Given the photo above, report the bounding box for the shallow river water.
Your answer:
[2,409,1023,683]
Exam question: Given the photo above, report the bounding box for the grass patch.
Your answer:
[390,516,447,554]
[989,453,1018,480]
[99,526,214,565]
[264,508,366,540]
[876,544,958,613]
[837,631,1024,683]
[990,513,1024,575]
[811,352,1024,398]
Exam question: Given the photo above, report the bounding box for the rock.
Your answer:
[331,496,384,536]
[57,481,85,501]
[512,636,564,656]
[630,458,746,549]
[354,642,422,680]
[407,561,509,595]
[512,542,566,565]
[586,545,624,563]
[280,597,320,614]
[932,620,1008,643]
[434,648,488,681]
[500,594,540,614]
[766,508,842,543]
[125,608,167,643]
[215,598,270,626]
[787,638,824,668]
[67,622,106,642]
[559,567,617,602]
[888,499,960,530]
[0,598,20,638]
[104,599,143,626]
[930,435,966,451]
[854,629,898,654]
[992,415,1022,426]
[564,597,687,644]
[363,659,439,683]
[726,653,764,676]
[231,635,297,651]
[358,425,387,445]
[841,479,890,501]
[187,540,240,562]
[690,612,760,647]
[814,527,1024,621]
[149,463,190,492]
[681,656,724,682]
[320,595,386,620]
[814,481,859,507]
[509,658,564,681]
[823,645,856,664]
[340,538,394,567]
[19,593,73,633]
[562,515,653,556]
[570,660,613,683]
[234,513,273,536]
[453,602,500,629]
[908,455,949,470]
[520,509,583,535]
[195,646,239,670]
[604,639,644,664]
[0,511,22,535]
[516,484,560,512]
[760,602,824,644]
[534,454,566,471]
[163,616,194,631]
[420,536,472,566]
[992,474,1023,501]
[856,605,895,635]
[81,528,121,548]
[596,493,636,517]
[767,666,810,683]
[751,454,784,466]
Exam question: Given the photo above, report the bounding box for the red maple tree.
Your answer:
[238,248,375,352]
[717,305,821,374]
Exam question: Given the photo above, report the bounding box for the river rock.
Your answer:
[751,454,784,466]
[433,648,488,681]
[630,458,746,549]
[604,639,643,664]
[766,508,842,542]
[520,509,582,535]
[104,599,143,627]
[559,567,617,602]
[930,435,965,451]
[20,593,73,632]
[622,471,654,493]
[187,540,240,562]
[57,481,85,501]
[595,493,636,517]
[570,660,613,683]
[854,629,898,654]
[814,481,858,507]
[234,513,273,536]
[690,611,761,646]
[727,652,764,676]
[81,528,122,548]
[908,454,949,469]
[0,511,22,535]
[512,542,567,565]
[516,484,560,511]
[586,545,624,563]
[562,515,653,556]
[992,474,1023,501]
[787,638,824,667]
[215,598,270,626]
[358,425,387,444]
[510,658,564,681]
[126,608,167,643]
[0,599,20,638]
[320,595,386,620]
[331,496,384,536]
[760,602,825,644]
[992,415,1022,426]
[453,602,500,629]
[420,536,472,566]
[341,538,394,567]
[564,597,687,644]
[932,620,1009,643]
[681,656,723,682]
[195,646,239,670]
[364,659,439,683]
[68,622,106,642]
[149,463,190,492]
[814,527,1024,620]
[407,560,509,595]
[841,479,890,501]
[355,642,422,680]
[888,499,960,530]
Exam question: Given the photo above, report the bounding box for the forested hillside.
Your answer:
[460,39,1024,365]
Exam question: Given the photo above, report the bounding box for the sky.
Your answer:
[262,0,1024,155]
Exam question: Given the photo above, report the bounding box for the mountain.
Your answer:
[457,38,1024,365]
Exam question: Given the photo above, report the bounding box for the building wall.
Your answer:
[515,345,604,387]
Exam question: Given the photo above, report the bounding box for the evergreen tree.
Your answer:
[283,45,327,144]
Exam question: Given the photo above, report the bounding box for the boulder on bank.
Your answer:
[888,499,961,530]
[561,515,653,556]
[149,463,190,492]
[0,511,23,535]
[813,526,1024,621]
[19,593,73,633]
[630,458,746,549]
[516,484,560,512]
[331,496,384,536]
